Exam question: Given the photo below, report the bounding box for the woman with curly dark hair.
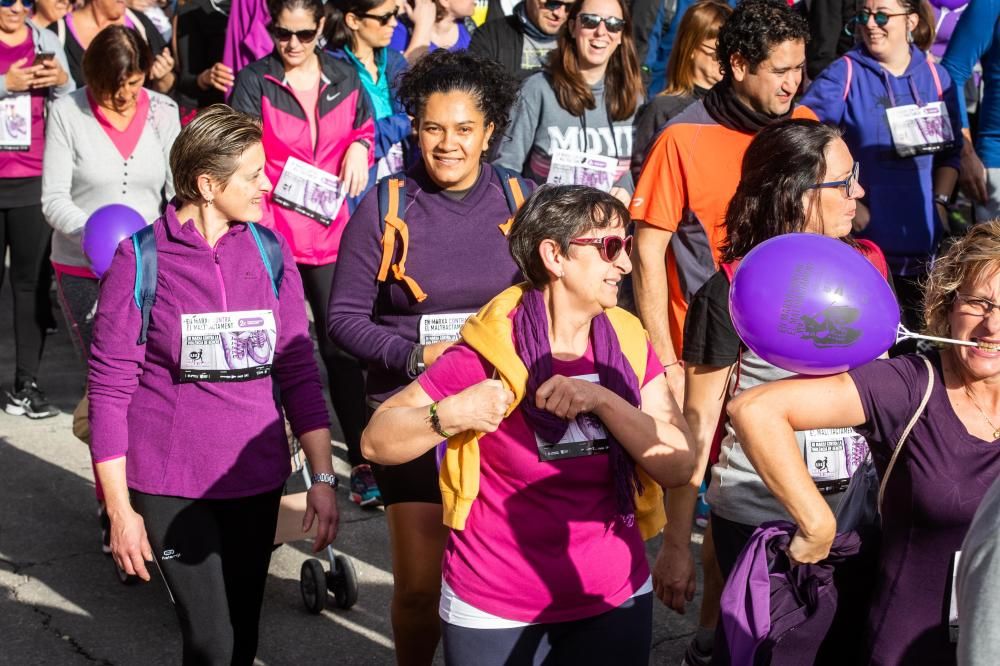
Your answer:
[495,0,643,205]
[328,49,531,665]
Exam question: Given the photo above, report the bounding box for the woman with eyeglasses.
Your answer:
[726,214,1000,664]
[495,0,644,206]
[390,0,474,61]
[360,184,694,665]
[630,0,731,183]
[326,0,415,203]
[800,0,962,353]
[0,0,73,419]
[230,0,375,508]
[328,49,528,665]
[670,119,887,664]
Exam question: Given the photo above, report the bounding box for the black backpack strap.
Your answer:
[132,225,158,345]
[247,223,284,297]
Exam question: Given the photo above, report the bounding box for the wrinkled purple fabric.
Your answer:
[720,521,863,665]
[513,287,643,525]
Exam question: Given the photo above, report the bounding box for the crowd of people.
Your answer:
[2,0,1000,663]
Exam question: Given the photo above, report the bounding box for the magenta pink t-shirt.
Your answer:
[419,335,664,623]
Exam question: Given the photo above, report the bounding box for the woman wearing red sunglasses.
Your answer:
[361,184,695,665]
[495,0,643,206]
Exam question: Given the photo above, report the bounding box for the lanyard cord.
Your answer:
[577,99,621,160]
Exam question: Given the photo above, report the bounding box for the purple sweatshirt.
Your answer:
[328,162,532,403]
[88,202,329,499]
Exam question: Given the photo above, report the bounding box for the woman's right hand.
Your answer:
[5,58,39,93]
[439,379,514,434]
[786,522,835,566]
[109,506,154,581]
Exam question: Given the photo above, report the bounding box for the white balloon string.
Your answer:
[896,323,978,347]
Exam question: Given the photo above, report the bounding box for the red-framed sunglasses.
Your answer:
[568,235,633,262]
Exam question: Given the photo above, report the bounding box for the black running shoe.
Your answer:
[4,382,60,419]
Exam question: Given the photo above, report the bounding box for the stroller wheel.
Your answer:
[300,558,327,614]
[113,558,139,586]
[327,554,358,610]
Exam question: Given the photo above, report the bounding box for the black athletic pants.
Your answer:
[441,592,653,665]
[131,487,282,666]
[0,204,51,387]
[298,262,367,467]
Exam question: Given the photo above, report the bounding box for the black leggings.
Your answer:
[131,487,282,666]
[298,262,367,467]
[441,593,653,666]
[0,204,51,387]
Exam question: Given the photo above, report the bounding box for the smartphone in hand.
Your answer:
[32,52,55,66]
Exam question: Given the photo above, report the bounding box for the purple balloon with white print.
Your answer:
[82,204,147,278]
[728,234,900,375]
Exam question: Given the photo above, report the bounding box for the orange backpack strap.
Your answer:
[376,176,428,302]
[494,166,530,236]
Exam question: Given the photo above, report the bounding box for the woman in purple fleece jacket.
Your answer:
[328,50,527,664]
[87,106,339,665]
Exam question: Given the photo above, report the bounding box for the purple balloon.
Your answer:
[729,234,899,375]
[82,204,147,278]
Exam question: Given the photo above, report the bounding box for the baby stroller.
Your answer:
[286,437,359,614]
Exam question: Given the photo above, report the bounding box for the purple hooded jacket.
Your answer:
[88,202,329,499]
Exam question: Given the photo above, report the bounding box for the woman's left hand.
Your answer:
[340,141,371,198]
[150,48,175,83]
[303,483,340,552]
[535,375,606,420]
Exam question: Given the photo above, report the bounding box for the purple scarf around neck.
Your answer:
[513,288,644,525]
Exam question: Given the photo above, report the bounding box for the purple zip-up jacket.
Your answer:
[88,202,329,499]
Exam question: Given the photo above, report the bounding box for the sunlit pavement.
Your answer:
[0,277,701,665]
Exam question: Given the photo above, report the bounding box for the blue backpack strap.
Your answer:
[247,223,284,298]
[132,225,158,345]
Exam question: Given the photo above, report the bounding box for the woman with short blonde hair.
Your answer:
[88,104,339,664]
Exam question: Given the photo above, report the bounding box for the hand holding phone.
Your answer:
[32,52,55,67]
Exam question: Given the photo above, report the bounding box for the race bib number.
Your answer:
[180,310,276,382]
[545,149,618,192]
[803,428,869,494]
[0,94,31,152]
[419,312,475,345]
[273,156,347,226]
[376,142,405,182]
[535,373,610,461]
[885,101,956,158]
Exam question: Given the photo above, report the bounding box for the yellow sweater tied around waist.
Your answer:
[437,283,667,540]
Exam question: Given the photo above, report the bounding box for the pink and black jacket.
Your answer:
[230,50,375,266]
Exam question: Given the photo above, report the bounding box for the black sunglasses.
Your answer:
[358,8,399,25]
[576,13,626,33]
[542,0,574,12]
[845,9,908,34]
[0,0,33,8]
[268,25,319,43]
